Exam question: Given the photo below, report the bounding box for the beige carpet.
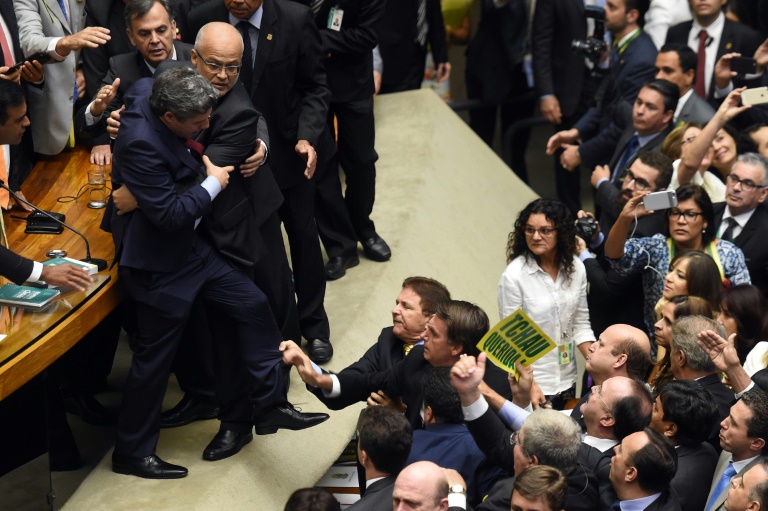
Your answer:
[59,89,536,510]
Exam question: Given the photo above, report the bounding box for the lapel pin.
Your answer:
[267,34,273,40]
[726,42,733,50]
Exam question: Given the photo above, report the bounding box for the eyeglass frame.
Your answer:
[726,173,767,192]
[620,169,653,191]
[509,430,532,458]
[667,208,704,221]
[593,384,612,413]
[196,54,242,76]
[524,226,558,238]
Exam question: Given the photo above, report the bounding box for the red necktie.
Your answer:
[0,20,15,68]
[695,30,708,98]
[184,138,205,158]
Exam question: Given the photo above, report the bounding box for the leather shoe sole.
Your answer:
[112,454,188,479]
[362,235,391,262]
[160,394,220,429]
[254,404,330,435]
[307,338,333,364]
[324,255,359,281]
[203,430,253,461]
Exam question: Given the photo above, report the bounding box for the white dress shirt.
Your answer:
[498,255,595,395]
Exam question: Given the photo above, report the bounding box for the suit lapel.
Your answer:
[733,206,764,246]
[712,20,736,97]
[251,0,277,94]
[45,0,73,35]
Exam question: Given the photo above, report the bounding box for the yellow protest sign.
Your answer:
[476,308,556,376]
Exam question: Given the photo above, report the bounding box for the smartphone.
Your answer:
[731,57,758,75]
[742,87,768,106]
[643,190,678,211]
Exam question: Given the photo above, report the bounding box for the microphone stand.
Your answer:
[0,180,108,271]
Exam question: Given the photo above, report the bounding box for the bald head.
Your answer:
[191,22,244,96]
[393,461,449,511]
[586,324,652,383]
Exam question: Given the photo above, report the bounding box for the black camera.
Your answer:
[575,217,599,243]
[571,6,606,66]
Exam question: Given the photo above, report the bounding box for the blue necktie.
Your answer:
[56,0,69,22]
[613,134,639,182]
[706,462,737,511]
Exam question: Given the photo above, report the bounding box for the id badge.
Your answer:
[328,6,344,31]
[558,343,573,365]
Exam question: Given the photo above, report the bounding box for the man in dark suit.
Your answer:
[307,276,450,408]
[712,153,768,297]
[465,0,532,182]
[665,0,762,103]
[308,0,392,281]
[0,1,42,204]
[650,380,721,511]
[376,0,448,93]
[655,43,716,125]
[706,389,768,511]
[350,406,412,511]
[108,67,326,479]
[450,358,598,511]
[532,0,588,212]
[590,79,678,221]
[77,0,193,165]
[609,428,682,511]
[670,317,735,449]
[548,0,658,178]
[81,0,133,101]
[284,300,512,430]
[185,0,335,364]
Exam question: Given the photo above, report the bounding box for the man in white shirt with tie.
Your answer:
[713,153,768,297]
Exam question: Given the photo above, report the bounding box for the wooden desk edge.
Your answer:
[0,273,123,400]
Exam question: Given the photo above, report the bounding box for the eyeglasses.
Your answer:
[621,169,652,191]
[726,173,766,192]
[668,209,703,221]
[198,55,241,75]
[524,227,557,237]
[593,384,612,412]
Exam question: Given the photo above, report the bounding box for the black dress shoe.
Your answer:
[160,393,220,429]
[362,235,391,262]
[63,392,117,425]
[324,254,359,280]
[254,403,329,435]
[307,338,333,364]
[203,429,253,461]
[112,454,188,479]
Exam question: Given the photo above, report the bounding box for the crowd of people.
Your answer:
[2,0,768,509]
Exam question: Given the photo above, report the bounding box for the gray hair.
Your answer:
[521,409,581,473]
[736,153,768,185]
[150,67,218,121]
[124,0,173,30]
[670,316,724,373]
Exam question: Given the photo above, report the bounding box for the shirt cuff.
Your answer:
[499,400,530,431]
[46,38,66,61]
[29,261,43,282]
[261,142,269,166]
[462,395,489,421]
[591,231,605,249]
[595,177,609,189]
[85,101,102,125]
[324,374,341,398]
[715,82,734,99]
[734,381,755,399]
[578,251,593,262]
[200,176,222,201]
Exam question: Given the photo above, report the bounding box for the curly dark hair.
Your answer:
[506,199,577,281]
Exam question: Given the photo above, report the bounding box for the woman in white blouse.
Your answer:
[498,199,595,409]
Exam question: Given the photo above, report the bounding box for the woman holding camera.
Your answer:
[605,184,750,344]
[499,199,595,409]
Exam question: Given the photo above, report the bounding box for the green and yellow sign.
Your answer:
[477,309,556,377]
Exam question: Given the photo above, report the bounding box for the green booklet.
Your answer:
[30,257,98,288]
[0,284,60,309]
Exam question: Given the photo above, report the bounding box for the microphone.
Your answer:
[0,180,108,271]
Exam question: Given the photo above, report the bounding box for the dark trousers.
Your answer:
[466,62,535,183]
[316,97,378,258]
[279,178,331,341]
[115,235,286,457]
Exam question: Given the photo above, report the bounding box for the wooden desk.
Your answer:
[0,146,121,400]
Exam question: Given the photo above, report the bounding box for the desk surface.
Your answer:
[0,146,121,400]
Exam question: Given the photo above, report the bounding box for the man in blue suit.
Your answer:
[109,67,326,479]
